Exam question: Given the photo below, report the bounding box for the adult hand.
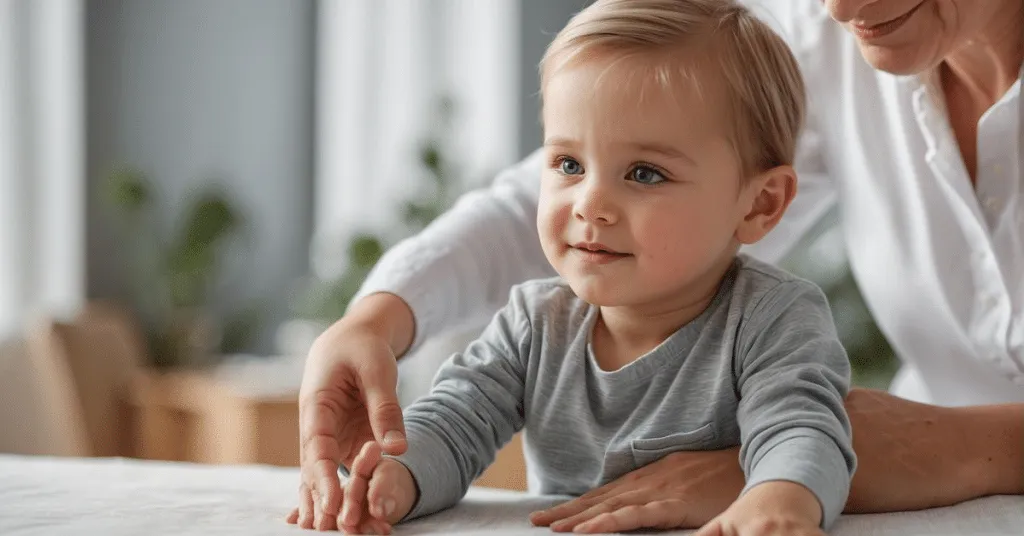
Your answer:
[288,293,416,531]
[529,447,744,533]
[531,387,1024,533]
[336,441,418,534]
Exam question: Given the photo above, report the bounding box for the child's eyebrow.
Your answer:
[542,137,698,167]
[625,141,697,166]
[543,136,579,149]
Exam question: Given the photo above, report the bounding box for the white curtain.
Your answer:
[0,0,85,340]
[313,0,520,278]
[313,0,521,402]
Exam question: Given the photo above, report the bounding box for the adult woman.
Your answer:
[293,0,1024,532]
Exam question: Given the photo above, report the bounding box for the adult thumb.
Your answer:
[361,358,407,455]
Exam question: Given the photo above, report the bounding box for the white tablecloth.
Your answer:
[1,455,1021,535]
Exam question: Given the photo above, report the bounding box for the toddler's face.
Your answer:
[538,54,751,308]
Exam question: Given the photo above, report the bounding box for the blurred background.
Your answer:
[0,0,895,475]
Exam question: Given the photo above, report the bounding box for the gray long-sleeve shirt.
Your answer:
[396,255,856,528]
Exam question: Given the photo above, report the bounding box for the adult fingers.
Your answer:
[299,392,345,515]
[285,507,299,524]
[529,485,613,526]
[530,460,668,526]
[299,392,345,463]
[313,485,343,531]
[311,457,344,518]
[342,442,383,528]
[297,482,314,530]
[311,488,325,530]
[572,499,694,533]
[358,356,407,456]
[547,490,654,532]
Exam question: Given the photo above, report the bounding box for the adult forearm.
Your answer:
[332,292,416,360]
[843,389,1023,513]
[346,154,551,355]
[962,403,1024,496]
[530,392,1021,534]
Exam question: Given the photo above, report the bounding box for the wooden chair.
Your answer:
[475,433,528,491]
[25,302,147,457]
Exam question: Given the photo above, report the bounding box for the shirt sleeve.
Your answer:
[735,280,856,529]
[393,285,533,520]
[350,150,555,354]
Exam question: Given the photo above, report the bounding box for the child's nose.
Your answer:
[572,178,618,225]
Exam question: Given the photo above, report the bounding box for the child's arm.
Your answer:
[389,285,536,520]
[732,280,856,530]
[336,442,417,535]
[695,481,825,536]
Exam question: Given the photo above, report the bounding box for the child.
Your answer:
[334,0,855,534]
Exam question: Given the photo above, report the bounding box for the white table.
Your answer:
[1,455,1021,535]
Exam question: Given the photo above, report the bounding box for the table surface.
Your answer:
[1,455,1021,535]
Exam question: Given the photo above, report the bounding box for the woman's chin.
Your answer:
[857,42,940,76]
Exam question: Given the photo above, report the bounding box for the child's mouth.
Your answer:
[570,243,632,263]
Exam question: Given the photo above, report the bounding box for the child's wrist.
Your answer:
[392,459,420,521]
[740,481,822,527]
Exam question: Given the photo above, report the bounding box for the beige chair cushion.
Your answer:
[24,303,147,457]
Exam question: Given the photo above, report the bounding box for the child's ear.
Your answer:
[735,165,797,245]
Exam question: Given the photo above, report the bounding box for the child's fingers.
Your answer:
[693,518,724,536]
[342,442,383,528]
[366,466,393,521]
[361,517,393,535]
[366,461,407,524]
[352,441,384,474]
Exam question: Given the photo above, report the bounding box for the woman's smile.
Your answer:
[848,1,924,41]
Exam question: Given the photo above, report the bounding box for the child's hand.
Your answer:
[694,481,825,536]
[337,441,417,534]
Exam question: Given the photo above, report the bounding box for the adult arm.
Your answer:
[350,150,554,357]
[843,390,1024,512]
[531,389,1024,533]
[295,151,549,529]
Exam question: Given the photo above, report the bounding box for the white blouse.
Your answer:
[354,0,1024,406]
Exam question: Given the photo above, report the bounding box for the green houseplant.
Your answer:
[289,97,465,327]
[102,167,258,367]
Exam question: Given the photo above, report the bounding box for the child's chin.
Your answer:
[568,282,622,306]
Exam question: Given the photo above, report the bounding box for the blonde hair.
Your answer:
[540,0,805,178]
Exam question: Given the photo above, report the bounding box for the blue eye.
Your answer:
[630,165,665,185]
[560,158,584,175]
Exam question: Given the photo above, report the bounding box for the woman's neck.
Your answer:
[943,2,1023,107]
[940,1,1022,183]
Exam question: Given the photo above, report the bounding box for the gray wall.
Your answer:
[84,0,588,355]
[517,0,593,158]
[87,0,315,354]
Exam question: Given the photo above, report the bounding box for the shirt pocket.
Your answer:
[630,423,718,468]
